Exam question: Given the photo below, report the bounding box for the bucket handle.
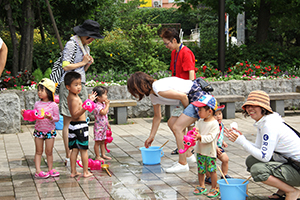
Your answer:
[160,150,164,157]
[236,184,248,197]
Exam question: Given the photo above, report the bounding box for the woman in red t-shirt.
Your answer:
[160,28,196,80]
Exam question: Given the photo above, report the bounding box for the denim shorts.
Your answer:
[183,104,199,119]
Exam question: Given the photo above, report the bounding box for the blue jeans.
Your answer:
[183,104,199,119]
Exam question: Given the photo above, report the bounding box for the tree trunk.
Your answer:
[4,1,19,76]
[19,0,35,72]
[36,0,45,42]
[256,0,271,44]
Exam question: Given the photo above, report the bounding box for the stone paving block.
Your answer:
[1,113,300,199]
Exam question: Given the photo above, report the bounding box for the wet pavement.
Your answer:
[1,112,300,200]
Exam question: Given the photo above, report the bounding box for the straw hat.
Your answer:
[242,90,273,113]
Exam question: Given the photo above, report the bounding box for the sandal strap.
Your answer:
[195,186,206,193]
[209,188,219,193]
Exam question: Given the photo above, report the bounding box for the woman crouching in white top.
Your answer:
[225,90,300,200]
[127,71,210,173]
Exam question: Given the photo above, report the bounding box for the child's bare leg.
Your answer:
[94,141,104,161]
[80,149,93,178]
[100,140,111,160]
[70,148,81,177]
[34,138,44,174]
[209,171,218,189]
[45,138,54,171]
[218,153,229,175]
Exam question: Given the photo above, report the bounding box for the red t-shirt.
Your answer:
[170,46,196,80]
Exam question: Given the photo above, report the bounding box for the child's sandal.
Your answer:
[207,188,220,198]
[193,186,207,195]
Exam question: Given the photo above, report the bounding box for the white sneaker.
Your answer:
[165,162,189,173]
[186,155,196,163]
[64,158,70,167]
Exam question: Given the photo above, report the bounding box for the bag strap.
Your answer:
[283,122,300,138]
[274,122,300,159]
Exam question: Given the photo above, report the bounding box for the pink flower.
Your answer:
[14,85,17,87]
[21,85,24,89]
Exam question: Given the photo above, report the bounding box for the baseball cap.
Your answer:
[192,95,218,111]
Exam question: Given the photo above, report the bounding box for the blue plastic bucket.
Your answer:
[139,146,164,165]
[55,115,63,130]
[217,179,249,200]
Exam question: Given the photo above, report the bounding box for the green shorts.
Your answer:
[196,153,217,174]
[59,81,88,117]
[246,155,300,186]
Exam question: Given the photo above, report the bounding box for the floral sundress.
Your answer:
[93,102,108,141]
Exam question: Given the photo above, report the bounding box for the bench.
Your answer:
[110,99,137,124]
[215,95,245,119]
[165,95,245,120]
[268,93,300,117]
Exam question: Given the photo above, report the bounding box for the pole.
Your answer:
[45,0,63,51]
[218,0,225,74]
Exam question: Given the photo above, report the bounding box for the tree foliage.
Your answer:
[174,0,300,45]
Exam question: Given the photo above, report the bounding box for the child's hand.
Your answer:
[192,129,201,141]
[217,147,223,156]
[105,99,110,105]
[88,91,97,102]
[21,109,25,116]
[222,141,228,148]
[107,123,111,129]
[45,112,53,120]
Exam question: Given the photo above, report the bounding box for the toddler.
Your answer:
[65,71,96,178]
[191,95,220,198]
[205,105,231,184]
[92,86,112,161]
[21,78,60,178]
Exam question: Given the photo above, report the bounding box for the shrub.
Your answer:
[44,68,52,79]
[32,68,44,83]
[90,25,168,75]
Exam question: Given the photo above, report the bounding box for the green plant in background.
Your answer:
[196,61,222,78]
[44,68,52,79]
[0,70,37,90]
[126,24,168,74]
[90,24,168,75]
[32,68,43,83]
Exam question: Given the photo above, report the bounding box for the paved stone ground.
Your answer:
[1,112,300,200]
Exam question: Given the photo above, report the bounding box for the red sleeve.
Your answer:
[180,47,195,71]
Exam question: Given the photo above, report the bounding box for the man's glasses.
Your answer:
[164,41,172,46]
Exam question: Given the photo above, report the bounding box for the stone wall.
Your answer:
[0,92,21,134]
[1,78,300,133]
